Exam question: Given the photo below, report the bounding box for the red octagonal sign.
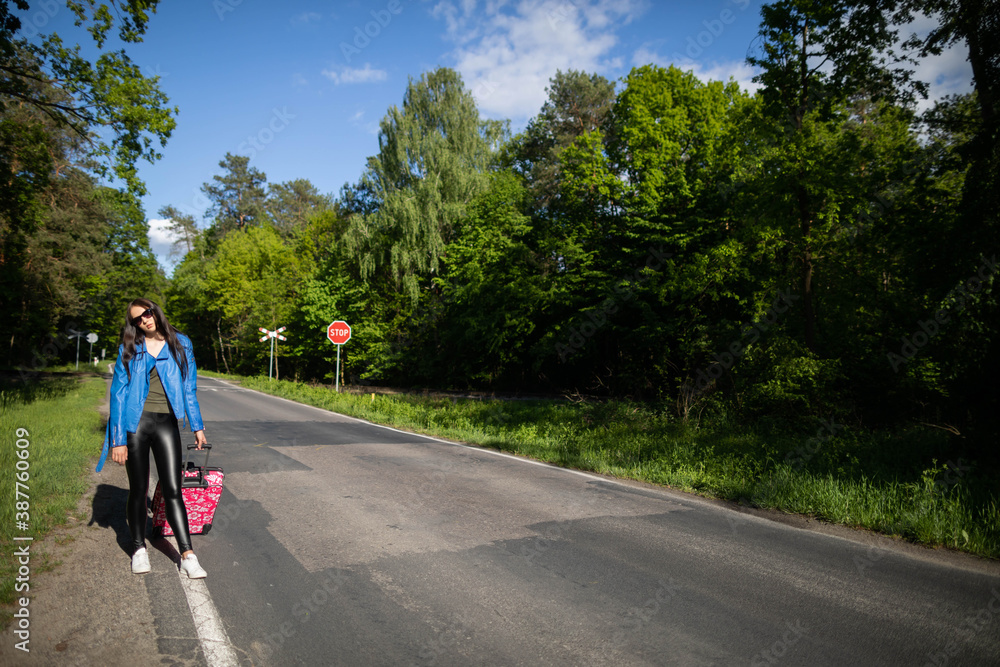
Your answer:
[327,320,351,345]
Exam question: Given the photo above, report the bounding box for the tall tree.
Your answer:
[506,69,616,210]
[201,152,269,239]
[895,0,998,126]
[893,1,1000,294]
[552,65,748,397]
[607,65,742,253]
[426,171,543,386]
[1,1,175,365]
[342,67,502,300]
[90,187,166,344]
[266,178,333,238]
[746,0,919,353]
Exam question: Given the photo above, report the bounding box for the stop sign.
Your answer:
[327,320,351,345]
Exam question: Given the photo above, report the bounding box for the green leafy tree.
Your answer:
[201,152,269,239]
[505,69,616,211]
[607,65,742,256]
[5,162,164,367]
[426,172,545,387]
[863,0,1000,445]
[266,178,333,239]
[746,0,921,353]
[290,266,395,384]
[1,0,174,366]
[894,0,997,127]
[285,199,400,383]
[1,89,63,363]
[1,95,163,367]
[730,96,922,419]
[533,65,747,397]
[342,67,502,300]
[91,187,166,332]
[1,0,176,196]
[202,225,302,374]
[164,234,216,367]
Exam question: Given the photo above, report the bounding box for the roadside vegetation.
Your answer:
[0,374,106,619]
[229,374,1000,560]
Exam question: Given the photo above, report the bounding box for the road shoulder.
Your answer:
[0,462,163,666]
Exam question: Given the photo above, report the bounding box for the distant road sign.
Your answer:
[259,326,287,341]
[259,326,289,380]
[86,332,98,344]
[327,321,351,345]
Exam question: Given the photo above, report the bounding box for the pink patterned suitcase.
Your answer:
[151,444,223,536]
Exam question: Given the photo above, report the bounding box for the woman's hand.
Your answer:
[111,445,128,465]
[193,430,207,448]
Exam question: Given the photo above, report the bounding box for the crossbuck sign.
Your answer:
[259,327,287,379]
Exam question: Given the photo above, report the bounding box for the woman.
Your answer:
[97,298,209,578]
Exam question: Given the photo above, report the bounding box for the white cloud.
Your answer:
[148,218,176,245]
[434,0,648,122]
[890,12,974,111]
[688,60,760,94]
[912,43,974,111]
[147,218,178,270]
[633,45,761,94]
[321,63,388,85]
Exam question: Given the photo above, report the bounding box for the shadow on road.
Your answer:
[88,483,132,556]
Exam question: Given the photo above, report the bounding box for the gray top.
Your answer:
[145,365,173,413]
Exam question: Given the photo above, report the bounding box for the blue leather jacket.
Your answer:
[96,333,205,471]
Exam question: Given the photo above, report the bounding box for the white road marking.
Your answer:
[178,572,240,666]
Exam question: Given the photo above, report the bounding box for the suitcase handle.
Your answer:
[183,443,213,475]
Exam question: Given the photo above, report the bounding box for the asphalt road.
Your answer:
[146,376,1000,666]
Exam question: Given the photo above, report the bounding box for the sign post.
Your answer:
[258,327,287,379]
[67,330,85,369]
[86,332,98,365]
[326,321,351,392]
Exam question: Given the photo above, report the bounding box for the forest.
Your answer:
[2,0,998,466]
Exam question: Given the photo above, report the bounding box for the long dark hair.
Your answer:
[120,298,189,381]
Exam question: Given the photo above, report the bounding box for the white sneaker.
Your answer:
[180,553,207,579]
[131,548,151,574]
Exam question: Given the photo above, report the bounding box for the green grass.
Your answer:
[235,375,1000,559]
[0,375,107,616]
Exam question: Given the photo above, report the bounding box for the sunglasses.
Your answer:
[131,308,154,327]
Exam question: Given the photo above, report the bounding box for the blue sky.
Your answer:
[19,1,974,273]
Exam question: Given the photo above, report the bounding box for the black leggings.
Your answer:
[125,411,192,554]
